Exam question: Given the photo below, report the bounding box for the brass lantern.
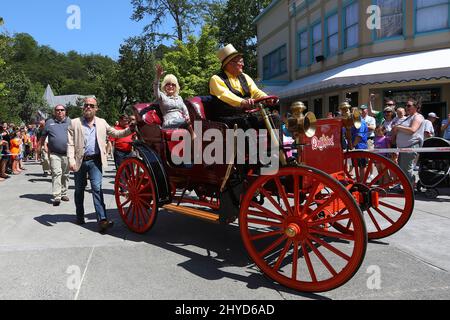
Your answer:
[287,101,317,139]
[339,101,361,129]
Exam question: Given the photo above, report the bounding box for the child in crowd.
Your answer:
[374,125,391,185]
[9,130,23,174]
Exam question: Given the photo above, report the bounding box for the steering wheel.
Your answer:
[244,96,279,114]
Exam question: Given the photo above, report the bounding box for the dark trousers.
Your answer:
[113,149,132,170]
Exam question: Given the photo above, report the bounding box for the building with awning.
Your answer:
[256,0,450,119]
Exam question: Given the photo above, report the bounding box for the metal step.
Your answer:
[163,204,220,223]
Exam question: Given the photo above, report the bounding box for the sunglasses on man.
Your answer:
[84,104,97,109]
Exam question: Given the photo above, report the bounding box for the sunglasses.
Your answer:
[165,83,176,87]
[55,109,65,112]
[84,104,97,109]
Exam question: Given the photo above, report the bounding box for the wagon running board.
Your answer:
[163,204,220,224]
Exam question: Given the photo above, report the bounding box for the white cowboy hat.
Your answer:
[217,44,242,69]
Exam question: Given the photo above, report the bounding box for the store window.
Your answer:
[416,0,450,33]
[298,31,309,67]
[375,0,404,39]
[344,2,359,49]
[312,23,322,63]
[327,13,339,57]
[263,45,287,80]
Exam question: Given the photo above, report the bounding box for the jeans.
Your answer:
[74,158,107,222]
[49,153,69,200]
[113,149,131,170]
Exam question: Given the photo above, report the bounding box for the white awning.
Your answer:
[276,48,450,98]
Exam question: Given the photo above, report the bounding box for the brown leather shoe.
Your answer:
[61,196,70,202]
[98,220,114,233]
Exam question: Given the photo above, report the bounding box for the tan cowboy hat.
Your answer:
[217,44,243,68]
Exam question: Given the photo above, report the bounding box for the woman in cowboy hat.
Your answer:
[209,44,272,129]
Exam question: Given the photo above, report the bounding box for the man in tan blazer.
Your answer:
[68,97,136,232]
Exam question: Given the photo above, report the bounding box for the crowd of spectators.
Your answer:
[0,122,41,182]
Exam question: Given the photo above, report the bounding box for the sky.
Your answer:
[0,0,166,60]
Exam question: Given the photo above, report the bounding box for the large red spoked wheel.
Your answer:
[114,158,158,234]
[343,151,414,239]
[240,166,367,293]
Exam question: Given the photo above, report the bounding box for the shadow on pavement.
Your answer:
[20,194,53,204]
[28,178,52,183]
[34,213,98,227]
[33,207,329,300]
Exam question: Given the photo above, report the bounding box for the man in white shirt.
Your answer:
[423,113,436,139]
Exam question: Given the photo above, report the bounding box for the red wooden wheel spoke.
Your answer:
[366,208,382,232]
[363,159,374,183]
[258,187,288,217]
[250,230,284,241]
[247,218,283,228]
[378,201,404,213]
[128,203,136,224]
[383,194,406,199]
[302,241,318,282]
[293,175,300,215]
[274,177,294,216]
[302,182,320,215]
[292,241,299,281]
[249,202,284,221]
[353,159,361,182]
[373,207,395,225]
[247,209,283,222]
[134,202,142,227]
[308,234,351,261]
[259,235,288,258]
[309,228,355,241]
[138,193,154,199]
[124,164,133,181]
[306,239,337,276]
[119,197,131,208]
[124,203,133,219]
[308,213,351,227]
[118,182,129,191]
[135,171,145,190]
[272,240,293,272]
[368,167,389,187]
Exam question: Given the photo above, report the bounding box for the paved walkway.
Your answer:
[0,160,449,300]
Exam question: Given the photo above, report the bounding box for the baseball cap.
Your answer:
[384,106,394,112]
[360,104,368,110]
[428,112,439,118]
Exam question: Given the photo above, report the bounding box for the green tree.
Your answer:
[161,24,221,98]
[118,37,156,108]
[130,0,212,44]
[0,17,9,98]
[214,0,271,78]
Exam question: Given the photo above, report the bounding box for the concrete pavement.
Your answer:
[0,160,449,300]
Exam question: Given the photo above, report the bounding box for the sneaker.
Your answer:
[61,196,70,202]
[53,200,61,207]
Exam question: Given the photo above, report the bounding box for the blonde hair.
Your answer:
[161,74,180,96]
